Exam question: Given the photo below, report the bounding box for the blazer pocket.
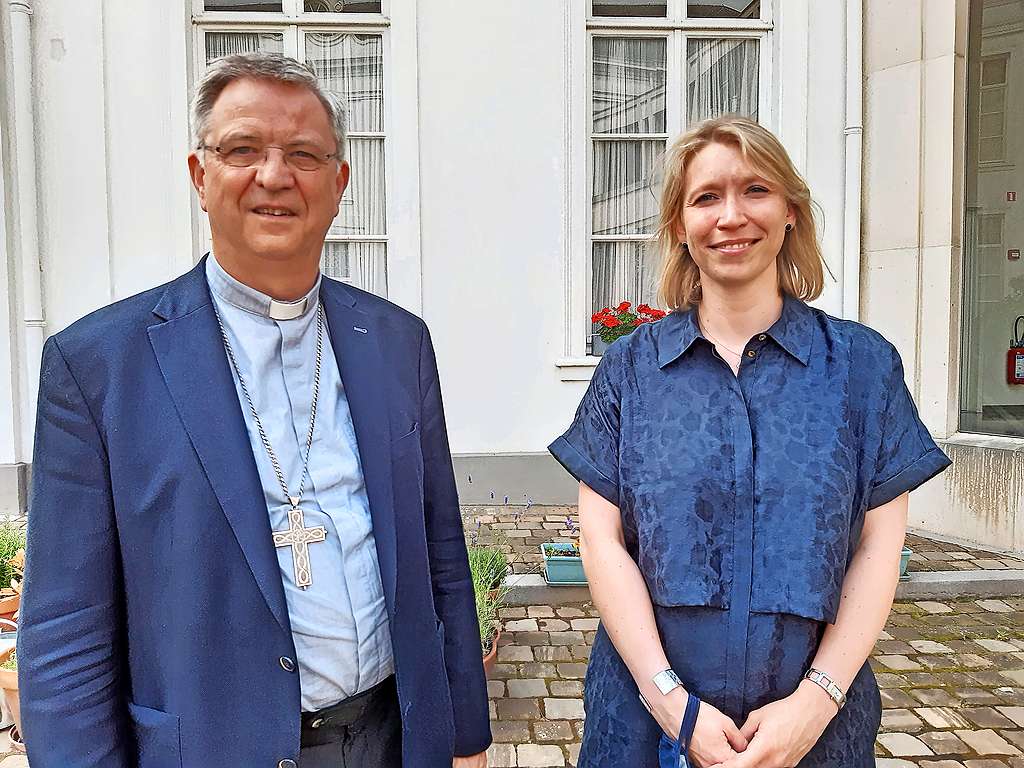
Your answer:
[128,701,182,768]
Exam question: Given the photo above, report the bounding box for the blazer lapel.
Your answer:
[321,284,398,614]
[147,261,290,632]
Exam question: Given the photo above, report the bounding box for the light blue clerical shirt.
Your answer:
[206,255,393,712]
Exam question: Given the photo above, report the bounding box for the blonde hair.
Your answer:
[654,116,825,310]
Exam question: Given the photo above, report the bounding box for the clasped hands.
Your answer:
[651,680,837,768]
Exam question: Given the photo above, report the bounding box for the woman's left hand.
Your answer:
[453,751,487,768]
[709,680,837,768]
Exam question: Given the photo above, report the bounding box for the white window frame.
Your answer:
[558,0,782,380]
[189,0,424,311]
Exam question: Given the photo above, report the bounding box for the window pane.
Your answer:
[593,38,667,134]
[687,0,761,19]
[592,0,668,17]
[306,33,384,133]
[981,88,1005,114]
[982,57,1007,87]
[979,137,1004,163]
[979,214,1004,246]
[305,0,382,10]
[980,113,1003,139]
[591,241,659,321]
[205,32,283,64]
[592,140,663,235]
[961,3,1024,438]
[204,0,283,10]
[687,38,759,124]
[331,138,386,237]
[322,242,387,297]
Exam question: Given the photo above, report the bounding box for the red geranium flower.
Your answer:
[601,317,621,328]
[616,301,631,313]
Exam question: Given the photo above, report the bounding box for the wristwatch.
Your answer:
[803,667,847,710]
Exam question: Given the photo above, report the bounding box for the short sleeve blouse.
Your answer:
[549,296,951,624]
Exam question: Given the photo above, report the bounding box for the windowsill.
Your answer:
[940,431,1024,452]
[555,356,601,381]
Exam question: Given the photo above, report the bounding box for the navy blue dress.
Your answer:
[549,296,951,767]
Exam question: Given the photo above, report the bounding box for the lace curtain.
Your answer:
[321,242,387,297]
[205,32,283,63]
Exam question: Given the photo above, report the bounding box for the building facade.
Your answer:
[1,0,1018,552]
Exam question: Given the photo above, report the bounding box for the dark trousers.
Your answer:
[299,676,403,768]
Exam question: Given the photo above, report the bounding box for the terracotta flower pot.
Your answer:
[0,593,19,626]
[0,647,21,749]
[482,627,502,679]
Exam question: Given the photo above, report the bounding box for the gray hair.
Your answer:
[190,52,347,163]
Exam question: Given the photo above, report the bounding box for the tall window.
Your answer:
[961,0,1023,437]
[194,0,389,297]
[588,0,769,353]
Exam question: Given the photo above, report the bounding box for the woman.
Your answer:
[549,116,951,767]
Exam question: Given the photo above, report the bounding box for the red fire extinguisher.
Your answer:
[1008,316,1024,385]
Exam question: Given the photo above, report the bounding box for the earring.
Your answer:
[785,223,793,232]
[682,242,689,251]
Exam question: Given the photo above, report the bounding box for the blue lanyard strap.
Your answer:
[678,692,702,755]
[660,692,702,767]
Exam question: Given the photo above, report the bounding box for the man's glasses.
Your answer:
[199,142,339,172]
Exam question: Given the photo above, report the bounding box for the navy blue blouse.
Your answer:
[550,295,951,624]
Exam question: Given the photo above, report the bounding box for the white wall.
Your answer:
[31,0,194,336]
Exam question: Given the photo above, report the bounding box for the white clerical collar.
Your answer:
[206,253,321,321]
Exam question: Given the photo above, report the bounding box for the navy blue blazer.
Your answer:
[18,258,491,767]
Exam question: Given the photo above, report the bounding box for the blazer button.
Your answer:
[278,760,298,768]
[279,656,296,673]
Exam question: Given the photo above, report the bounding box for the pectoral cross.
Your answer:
[272,497,327,589]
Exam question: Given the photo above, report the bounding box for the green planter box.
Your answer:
[899,546,912,581]
[542,543,587,586]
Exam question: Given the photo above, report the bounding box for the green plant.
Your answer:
[0,525,25,592]
[467,545,509,654]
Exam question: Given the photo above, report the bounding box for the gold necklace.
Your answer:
[698,314,744,358]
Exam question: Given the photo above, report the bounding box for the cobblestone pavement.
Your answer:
[466,506,1024,767]
[485,598,1024,768]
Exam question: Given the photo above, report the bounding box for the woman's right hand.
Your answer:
[650,689,749,767]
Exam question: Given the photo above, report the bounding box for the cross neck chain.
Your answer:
[214,302,325,510]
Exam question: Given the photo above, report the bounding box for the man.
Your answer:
[19,53,490,768]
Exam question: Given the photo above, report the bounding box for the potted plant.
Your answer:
[591,302,667,354]
[467,545,509,677]
[0,525,26,625]
[0,646,23,753]
[541,517,587,585]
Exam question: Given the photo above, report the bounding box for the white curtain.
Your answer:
[306,33,384,133]
[321,242,387,297]
[687,38,759,124]
[592,140,663,236]
[591,241,659,317]
[592,37,667,134]
[331,138,387,237]
[205,32,283,63]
